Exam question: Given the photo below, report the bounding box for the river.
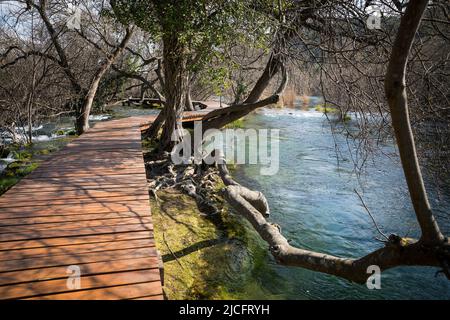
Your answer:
[232,107,450,299]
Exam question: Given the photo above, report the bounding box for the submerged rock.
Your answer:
[224,239,254,279]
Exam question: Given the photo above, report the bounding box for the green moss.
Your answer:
[4,161,38,177]
[315,105,337,114]
[17,162,39,175]
[224,118,245,129]
[142,138,159,153]
[0,176,20,194]
[0,160,38,193]
[343,114,352,122]
[150,188,270,300]
[0,136,75,195]
[11,150,32,161]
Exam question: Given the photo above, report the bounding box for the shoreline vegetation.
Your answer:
[0,107,121,195]
[0,136,76,195]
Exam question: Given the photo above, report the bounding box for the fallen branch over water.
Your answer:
[215,150,450,284]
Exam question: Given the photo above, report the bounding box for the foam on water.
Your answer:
[0,153,16,174]
[89,114,112,121]
[257,107,324,118]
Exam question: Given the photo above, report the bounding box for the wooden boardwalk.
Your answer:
[0,101,226,300]
[0,116,163,300]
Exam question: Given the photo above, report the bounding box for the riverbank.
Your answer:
[142,136,283,299]
[0,136,76,195]
[150,188,272,299]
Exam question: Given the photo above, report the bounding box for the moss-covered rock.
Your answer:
[150,188,271,300]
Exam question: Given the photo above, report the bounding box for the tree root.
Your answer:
[145,153,220,215]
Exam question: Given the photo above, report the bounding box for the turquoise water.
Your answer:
[233,108,450,299]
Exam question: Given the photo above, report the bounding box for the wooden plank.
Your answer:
[0,269,161,299]
[0,187,148,200]
[12,174,148,183]
[0,247,157,272]
[31,162,146,170]
[8,183,145,193]
[0,203,150,217]
[30,162,145,170]
[0,195,150,208]
[28,169,146,179]
[0,211,151,226]
[27,282,163,300]
[0,223,154,242]
[53,143,143,150]
[0,187,149,199]
[43,151,142,159]
[0,231,152,251]
[0,256,160,285]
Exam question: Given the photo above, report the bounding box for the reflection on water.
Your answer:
[233,107,450,299]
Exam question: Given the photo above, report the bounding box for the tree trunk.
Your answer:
[244,53,282,104]
[75,28,133,135]
[26,92,33,144]
[158,34,188,151]
[26,66,36,144]
[202,63,288,132]
[75,80,99,134]
[144,107,166,141]
[184,84,194,111]
[384,0,444,244]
